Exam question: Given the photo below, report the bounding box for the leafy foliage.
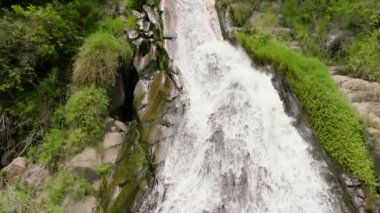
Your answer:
[279,0,380,80]
[236,33,378,189]
[346,29,380,81]
[44,172,94,206]
[38,128,66,167]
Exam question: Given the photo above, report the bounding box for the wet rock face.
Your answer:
[102,4,184,212]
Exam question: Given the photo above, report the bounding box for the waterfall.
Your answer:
[137,0,346,212]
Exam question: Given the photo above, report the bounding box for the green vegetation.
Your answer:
[0,172,94,212]
[0,0,103,165]
[279,0,380,80]
[0,0,140,211]
[72,31,124,87]
[36,85,109,166]
[236,33,378,189]
[230,0,252,27]
[44,172,94,207]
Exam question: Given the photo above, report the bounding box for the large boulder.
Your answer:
[1,157,26,183]
[65,196,97,213]
[64,148,101,182]
[21,164,48,188]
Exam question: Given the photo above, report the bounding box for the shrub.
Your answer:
[44,172,94,206]
[99,17,124,37]
[236,33,378,189]
[65,85,109,143]
[0,182,36,212]
[230,1,252,27]
[346,29,380,81]
[38,128,66,166]
[125,15,137,31]
[72,31,123,87]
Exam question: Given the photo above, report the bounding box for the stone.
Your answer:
[111,126,119,132]
[133,43,158,74]
[21,164,48,188]
[109,72,126,111]
[65,148,101,182]
[341,78,371,91]
[1,157,26,182]
[133,80,149,110]
[103,147,120,164]
[144,124,172,144]
[128,30,139,40]
[340,173,361,188]
[103,132,123,149]
[325,29,344,55]
[153,139,169,164]
[114,120,127,132]
[104,117,115,132]
[137,18,144,30]
[65,196,97,213]
[143,5,160,28]
[142,21,151,32]
[352,196,364,209]
[332,75,350,86]
[132,10,141,18]
[356,188,365,199]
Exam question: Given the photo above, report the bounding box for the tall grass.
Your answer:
[72,31,123,87]
[236,33,378,189]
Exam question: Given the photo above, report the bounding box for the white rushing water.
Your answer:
[138,0,344,212]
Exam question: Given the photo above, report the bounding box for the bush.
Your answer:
[44,172,94,206]
[99,17,125,37]
[125,15,137,31]
[65,85,109,143]
[38,128,66,166]
[72,31,124,87]
[230,1,252,27]
[236,33,378,189]
[346,29,380,81]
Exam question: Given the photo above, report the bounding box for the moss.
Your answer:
[140,72,171,122]
[103,124,151,211]
[236,33,378,189]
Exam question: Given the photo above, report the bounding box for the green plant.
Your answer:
[230,1,252,27]
[97,163,111,176]
[72,31,124,87]
[346,29,380,81]
[0,182,37,212]
[236,33,378,189]
[125,15,137,31]
[99,17,124,37]
[65,85,109,143]
[44,172,94,206]
[38,128,66,167]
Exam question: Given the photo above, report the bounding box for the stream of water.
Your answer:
[137,0,346,212]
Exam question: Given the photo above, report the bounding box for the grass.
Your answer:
[72,31,124,88]
[0,172,94,212]
[36,85,109,166]
[346,29,380,81]
[230,1,252,27]
[236,33,378,189]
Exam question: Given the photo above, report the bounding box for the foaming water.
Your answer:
[137,0,344,212]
